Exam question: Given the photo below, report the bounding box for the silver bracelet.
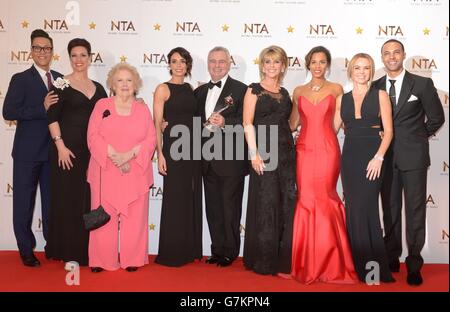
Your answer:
[248,148,257,159]
[53,135,62,142]
[373,154,384,161]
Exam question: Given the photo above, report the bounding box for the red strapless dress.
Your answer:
[290,95,358,284]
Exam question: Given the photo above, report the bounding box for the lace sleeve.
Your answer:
[249,83,262,96]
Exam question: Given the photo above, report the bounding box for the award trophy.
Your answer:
[204,94,234,132]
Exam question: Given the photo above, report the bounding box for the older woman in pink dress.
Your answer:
[86,63,156,272]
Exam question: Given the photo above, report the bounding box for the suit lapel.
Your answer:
[213,76,233,112]
[394,71,414,119]
[30,65,49,93]
[198,85,208,123]
[50,70,61,80]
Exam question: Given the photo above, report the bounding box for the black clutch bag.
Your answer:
[83,148,111,231]
[83,205,110,231]
[83,110,112,231]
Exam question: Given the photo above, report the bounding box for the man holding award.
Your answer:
[194,46,248,267]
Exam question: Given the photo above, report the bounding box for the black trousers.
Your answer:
[381,152,427,274]
[203,166,245,260]
[13,160,51,256]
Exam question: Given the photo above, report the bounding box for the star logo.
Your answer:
[89,22,96,30]
[120,55,127,63]
[423,28,430,35]
[287,25,294,33]
[253,57,260,65]
[222,24,229,32]
[52,54,60,61]
[149,224,156,230]
[21,20,29,28]
[153,23,161,31]
[356,27,363,34]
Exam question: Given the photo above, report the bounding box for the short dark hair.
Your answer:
[305,46,332,70]
[168,47,193,77]
[67,38,91,55]
[30,29,53,46]
[381,39,405,53]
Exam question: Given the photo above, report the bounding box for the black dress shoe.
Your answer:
[20,253,40,267]
[126,266,138,272]
[389,259,400,272]
[91,267,104,273]
[407,272,423,286]
[217,256,233,267]
[205,255,221,264]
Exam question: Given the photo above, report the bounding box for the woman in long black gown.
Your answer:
[243,46,296,275]
[335,53,394,283]
[46,38,107,267]
[153,47,202,267]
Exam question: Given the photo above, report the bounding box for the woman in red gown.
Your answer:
[288,46,358,284]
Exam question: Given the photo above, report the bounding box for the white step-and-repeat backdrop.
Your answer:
[0,0,448,263]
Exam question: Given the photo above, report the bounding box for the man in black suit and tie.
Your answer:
[374,39,445,285]
[3,29,62,267]
[194,47,248,267]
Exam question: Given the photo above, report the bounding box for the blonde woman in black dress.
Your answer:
[335,53,394,283]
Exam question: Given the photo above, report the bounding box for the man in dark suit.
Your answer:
[194,47,248,267]
[373,39,445,285]
[3,29,62,267]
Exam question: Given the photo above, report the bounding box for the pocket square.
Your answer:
[407,94,418,102]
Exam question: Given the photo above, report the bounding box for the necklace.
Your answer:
[309,82,324,92]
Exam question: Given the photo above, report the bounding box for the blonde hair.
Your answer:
[258,45,288,84]
[106,62,143,95]
[347,53,375,86]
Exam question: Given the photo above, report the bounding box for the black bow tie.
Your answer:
[208,80,222,89]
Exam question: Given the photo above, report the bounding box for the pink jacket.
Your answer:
[87,97,156,215]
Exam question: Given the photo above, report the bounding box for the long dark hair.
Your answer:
[168,47,193,77]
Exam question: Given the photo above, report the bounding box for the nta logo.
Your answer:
[412,58,437,70]
[90,52,103,64]
[244,24,269,34]
[310,25,335,36]
[176,22,201,32]
[143,53,168,65]
[111,21,136,32]
[10,51,32,62]
[379,25,404,36]
[288,57,302,68]
[44,19,69,31]
[426,194,436,206]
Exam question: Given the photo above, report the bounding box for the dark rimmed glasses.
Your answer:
[31,46,53,53]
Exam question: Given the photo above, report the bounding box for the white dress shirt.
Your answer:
[385,68,405,106]
[34,64,54,90]
[205,75,229,120]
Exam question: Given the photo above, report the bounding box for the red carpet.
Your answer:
[0,251,447,292]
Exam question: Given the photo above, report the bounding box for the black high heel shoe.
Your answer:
[126,266,138,272]
[91,267,104,273]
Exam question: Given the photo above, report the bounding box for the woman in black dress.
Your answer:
[242,46,296,275]
[153,47,202,267]
[46,38,107,268]
[335,53,394,283]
